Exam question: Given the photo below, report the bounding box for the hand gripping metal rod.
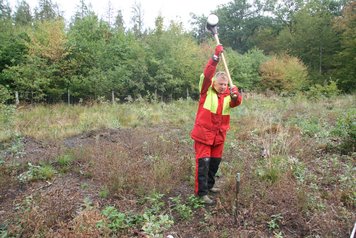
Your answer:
[213,34,237,99]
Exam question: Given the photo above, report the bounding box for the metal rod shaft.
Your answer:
[234,173,240,225]
[213,34,237,98]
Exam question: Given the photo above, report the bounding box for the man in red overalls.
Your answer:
[191,44,243,204]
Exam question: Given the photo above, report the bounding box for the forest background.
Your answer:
[0,0,355,104]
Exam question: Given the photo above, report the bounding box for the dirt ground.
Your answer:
[1,127,354,237]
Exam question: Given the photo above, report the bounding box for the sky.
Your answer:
[9,0,232,30]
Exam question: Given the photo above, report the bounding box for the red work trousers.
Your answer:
[194,141,224,159]
[194,141,224,196]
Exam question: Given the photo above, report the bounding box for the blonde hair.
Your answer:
[214,71,228,81]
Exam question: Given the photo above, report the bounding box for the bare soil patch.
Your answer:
[1,126,354,237]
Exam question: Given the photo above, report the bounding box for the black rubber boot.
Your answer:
[197,157,210,196]
[208,157,221,190]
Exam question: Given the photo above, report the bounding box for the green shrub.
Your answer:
[256,156,288,183]
[187,195,205,209]
[144,192,165,215]
[35,164,56,180]
[259,54,308,94]
[306,81,340,99]
[332,111,356,153]
[170,196,193,220]
[17,163,56,182]
[56,153,76,173]
[97,206,128,232]
[267,213,283,231]
[0,104,16,142]
[7,133,25,158]
[57,153,75,167]
[99,187,110,198]
[0,85,13,104]
[141,213,174,237]
[227,48,269,90]
[98,201,174,237]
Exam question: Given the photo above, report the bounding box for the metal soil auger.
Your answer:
[233,172,240,225]
[206,14,237,99]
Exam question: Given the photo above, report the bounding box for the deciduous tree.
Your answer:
[14,0,32,25]
[34,0,61,21]
[332,1,356,92]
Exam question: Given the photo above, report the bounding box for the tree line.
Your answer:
[0,0,354,104]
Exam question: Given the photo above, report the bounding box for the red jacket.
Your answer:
[191,58,242,145]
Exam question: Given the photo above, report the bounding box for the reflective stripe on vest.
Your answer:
[199,74,232,116]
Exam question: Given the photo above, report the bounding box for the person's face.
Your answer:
[213,77,228,93]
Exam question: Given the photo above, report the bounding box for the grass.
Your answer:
[17,163,56,183]
[56,152,76,173]
[0,94,355,237]
[57,153,75,167]
[4,99,196,141]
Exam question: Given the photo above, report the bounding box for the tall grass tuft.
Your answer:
[0,104,16,142]
[10,100,197,141]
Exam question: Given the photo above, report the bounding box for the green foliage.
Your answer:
[0,85,12,103]
[276,0,340,83]
[141,213,174,237]
[99,187,109,198]
[0,104,16,141]
[56,152,76,173]
[145,24,202,100]
[332,1,356,92]
[17,162,56,182]
[0,20,29,73]
[35,0,60,21]
[227,48,269,90]
[0,227,8,238]
[129,192,175,236]
[0,0,354,104]
[170,196,193,220]
[291,159,307,184]
[57,153,75,167]
[14,0,33,25]
[249,27,282,55]
[3,57,49,102]
[0,104,15,125]
[259,54,308,94]
[2,20,68,103]
[99,194,202,235]
[144,192,165,215]
[0,0,12,20]
[306,81,340,99]
[215,0,276,53]
[33,164,56,181]
[98,198,174,237]
[332,110,356,153]
[333,111,356,138]
[267,213,283,231]
[187,195,205,209]
[288,114,332,145]
[99,206,128,231]
[256,156,288,183]
[9,134,25,158]
[297,116,323,137]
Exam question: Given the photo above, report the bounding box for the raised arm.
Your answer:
[200,45,224,94]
